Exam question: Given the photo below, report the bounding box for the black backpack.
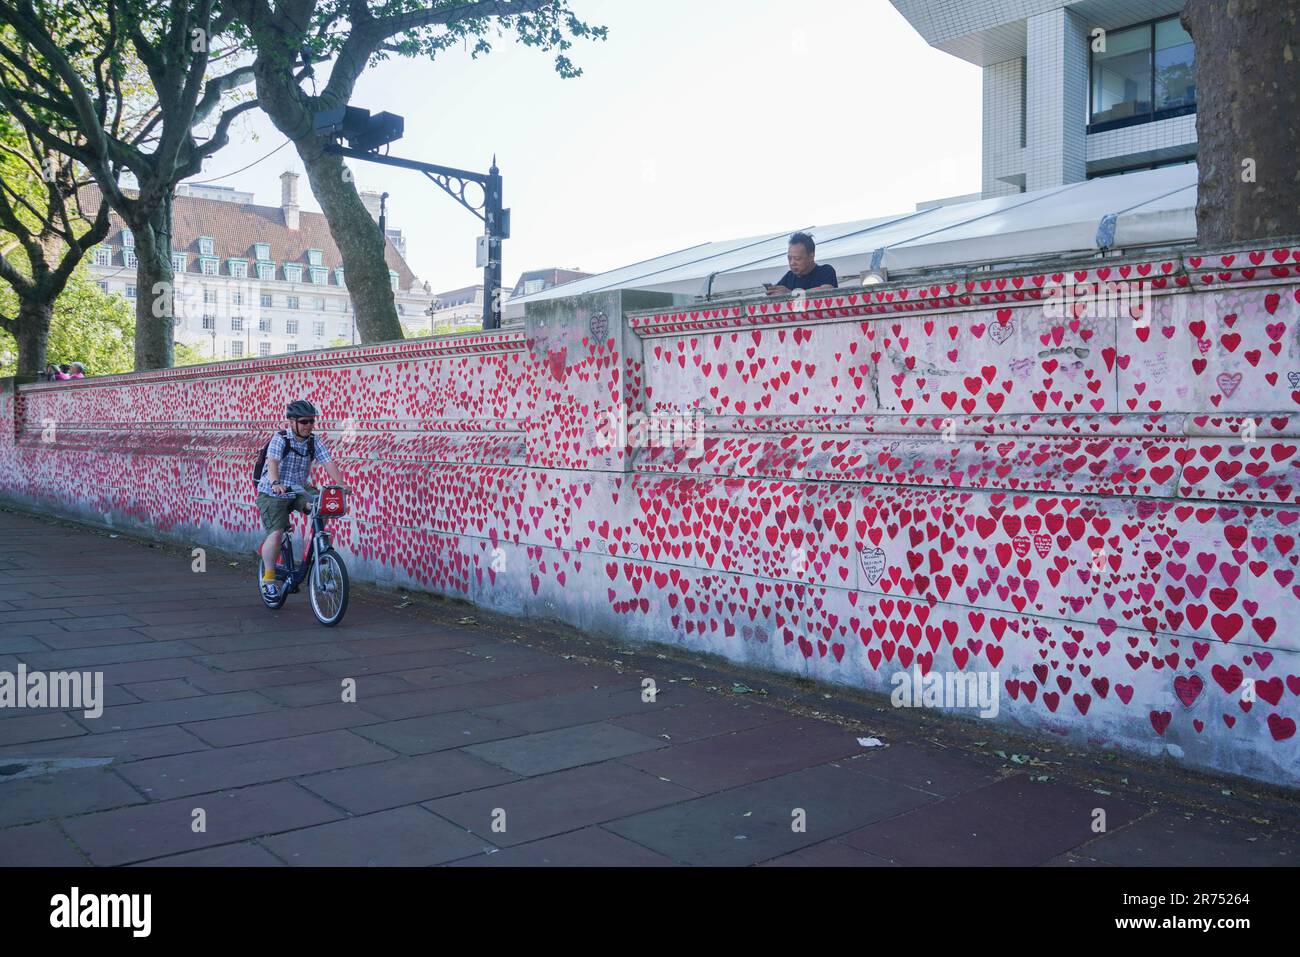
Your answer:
[253,430,316,488]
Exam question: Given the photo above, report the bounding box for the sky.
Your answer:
[184,0,983,294]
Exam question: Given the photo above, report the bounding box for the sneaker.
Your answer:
[262,580,279,601]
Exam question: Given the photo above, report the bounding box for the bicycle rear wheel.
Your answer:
[309,549,349,626]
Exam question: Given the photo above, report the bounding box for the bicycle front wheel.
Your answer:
[309,549,349,626]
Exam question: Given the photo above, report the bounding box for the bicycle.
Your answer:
[257,483,351,626]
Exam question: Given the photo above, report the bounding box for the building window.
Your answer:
[257,262,275,281]
[172,252,187,273]
[389,270,399,291]
[228,259,248,279]
[313,297,325,311]
[94,246,112,267]
[200,257,218,276]
[1154,18,1196,111]
[232,291,244,306]
[202,314,215,330]
[284,264,303,283]
[339,324,349,336]
[231,341,243,357]
[259,342,271,357]
[260,293,273,308]
[259,317,272,332]
[204,288,217,305]
[310,266,328,285]
[287,343,298,353]
[124,249,138,268]
[199,236,215,256]
[286,319,299,335]
[254,242,270,261]
[231,316,244,332]
[1089,14,1195,132]
[524,278,545,295]
[126,284,136,299]
[313,321,325,337]
[333,268,345,286]
[122,228,134,249]
[286,296,299,310]
[307,249,323,266]
[97,280,109,293]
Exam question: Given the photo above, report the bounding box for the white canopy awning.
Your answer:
[508,164,1197,314]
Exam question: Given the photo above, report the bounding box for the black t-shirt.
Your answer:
[773,263,837,291]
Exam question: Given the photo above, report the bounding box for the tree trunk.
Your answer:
[1182,0,1300,245]
[130,190,176,370]
[252,63,403,344]
[14,298,52,377]
[298,139,404,342]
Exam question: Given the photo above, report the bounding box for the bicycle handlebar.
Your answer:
[269,483,351,496]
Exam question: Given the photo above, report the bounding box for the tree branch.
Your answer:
[192,63,255,126]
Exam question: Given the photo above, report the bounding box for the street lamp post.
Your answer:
[315,107,509,330]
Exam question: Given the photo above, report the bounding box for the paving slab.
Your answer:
[353,682,518,721]
[464,721,668,777]
[183,701,386,747]
[261,805,490,866]
[620,718,865,793]
[62,781,343,865]
[472,687,671,734]
[115,729,395,799]
[91,690,278,734]
[606,763,937,866]
[0,765,145,828]
[130,841,286,867]
[0,713,86,747]
[840,775,1148,866]
[120,678,207,702]
[310,648,478,677]
[0,724,209,763]
[423,762,698,846]
[353,710,527,756]
[1076,812,1299,867]
[21,640,204,670]
[0,821,87,866]
[448,826,678,867]
[253,672,421,707]
[298,749,518,814]
[757,839,896,867]
[838,741,1007,797]
[610,698,788,745]
[183,665,331,695]
[35,628,156,651]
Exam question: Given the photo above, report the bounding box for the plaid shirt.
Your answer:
[258,430,331,499]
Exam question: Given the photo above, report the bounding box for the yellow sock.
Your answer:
[263,567,276,583]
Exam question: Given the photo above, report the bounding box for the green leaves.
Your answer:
[0,270,135,375]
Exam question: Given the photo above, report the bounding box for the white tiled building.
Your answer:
[892,0,1197,198]
[85,173,435,359]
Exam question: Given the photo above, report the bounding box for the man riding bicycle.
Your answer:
[257,399,349,600]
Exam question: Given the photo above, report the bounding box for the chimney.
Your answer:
[360,190,382,223]
[280,170,300,230]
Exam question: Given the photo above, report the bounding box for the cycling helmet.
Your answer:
[286,399,319,419]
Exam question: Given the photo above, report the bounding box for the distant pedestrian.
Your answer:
[69,362,85,379]
[54,364,71,381]
[41,363,58,382]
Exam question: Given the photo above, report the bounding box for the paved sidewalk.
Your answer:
[0,506,1297,867]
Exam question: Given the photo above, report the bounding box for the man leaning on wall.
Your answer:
[765,232,838,296]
